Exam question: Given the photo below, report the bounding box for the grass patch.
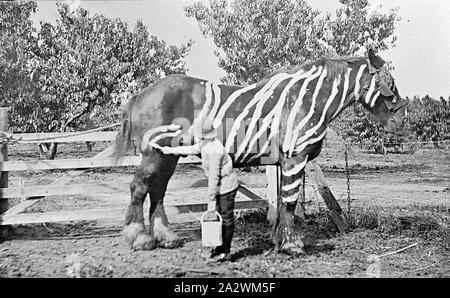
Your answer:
[236,204,450,249]
[348,204,449,248]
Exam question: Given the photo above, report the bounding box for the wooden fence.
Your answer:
[0,109,280,227]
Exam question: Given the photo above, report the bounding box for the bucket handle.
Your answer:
[201,211,222,223]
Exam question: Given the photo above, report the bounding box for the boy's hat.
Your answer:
[192,116,217,139]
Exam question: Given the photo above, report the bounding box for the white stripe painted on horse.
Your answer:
[248,68,315,162]
[364,76,376,105]
[243,69,309,162]
[281,177,303,192]
[258,68,320,161]
[235,73,294,160]
[196,82,212,118]
[331,68,352,120]
[244,113,276,162]
[289,75,340,156]
[282,191,300,203]
[282,66,321,153]
[354,64,367,101]
[293,128,327,155]
[148,130,182,150]
[370,90,380,108]
[245,98,286,162]
[213,83,258,128]
[150,130,182,143]
[141,124,182,152]
[202,82,213,116]
[287,67,327,156]
[281,157,308,177]
[208,83,221,119]
[188,81,213,136]
[226,73,291,154]
[238,69,314,161]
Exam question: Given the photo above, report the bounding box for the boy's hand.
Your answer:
[203,210,219,222]
[167,124,182,132]
[159,146,174,155]
[207,201,216,212]
[203,202,219,221]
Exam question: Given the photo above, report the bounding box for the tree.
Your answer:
[185,0,400,148]
[0,1,39,125]
[323,0,398,55]
[185,0,398,83]
[0,1,192,158]
[404,95,450,146]
[185,0,332,84]
[330,104,385,149]
[33,4,191,132]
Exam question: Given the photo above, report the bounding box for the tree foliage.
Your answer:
[403,96,450,144]
[185,0,399,84]
[185,0,332,84]
[1,1,191,134]
[333,95,450,151]
[0,0,39,127]
[330,104,386,149]
[324,0,398,55]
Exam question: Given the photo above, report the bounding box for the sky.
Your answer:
[30,0,450,99]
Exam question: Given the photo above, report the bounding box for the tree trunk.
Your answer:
[39,142,58,159]
[86,141,94,151]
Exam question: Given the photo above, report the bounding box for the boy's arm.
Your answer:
[206,150,222,212]
[159,142,202,156]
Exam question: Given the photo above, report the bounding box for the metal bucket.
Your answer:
[200,211,222,247]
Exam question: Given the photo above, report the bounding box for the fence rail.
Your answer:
[0,155,203,172]
[13,131,117,143]
[0,199,269,226]
[0,175,266,199]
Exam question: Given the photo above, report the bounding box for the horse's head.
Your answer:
[358,49,407,134]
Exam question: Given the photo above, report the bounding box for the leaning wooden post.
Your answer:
[266,165,280,223]
[305,161,348,233]
[294,172,306,220]
[0,107,10,238]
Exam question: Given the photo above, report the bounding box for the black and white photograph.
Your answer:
[0,0,448,281]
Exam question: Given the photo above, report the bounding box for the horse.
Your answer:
[112,49,407,253]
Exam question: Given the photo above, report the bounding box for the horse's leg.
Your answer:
[122,152,167,250]
[148,156,181,248]
[271,154,308,254]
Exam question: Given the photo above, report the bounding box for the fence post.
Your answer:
[294,172,306,220]
[305,161,348,233]
[266,165,279,223]
[0,107,10,238]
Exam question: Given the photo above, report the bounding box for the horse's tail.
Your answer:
[112,95,136,163]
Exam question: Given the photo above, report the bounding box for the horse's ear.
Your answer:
[368,49,386,71]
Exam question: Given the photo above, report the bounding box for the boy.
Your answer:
[159,116,238,262]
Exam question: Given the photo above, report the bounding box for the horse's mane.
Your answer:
[264,56,365,81]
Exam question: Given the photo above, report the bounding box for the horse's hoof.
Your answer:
[132,234,157,251]
[274,223,304,255]
[157,235,183,249]
[276,236,305,255]
[123,223,146,247]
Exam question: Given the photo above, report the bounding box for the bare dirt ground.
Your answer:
[0,139,449,278]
